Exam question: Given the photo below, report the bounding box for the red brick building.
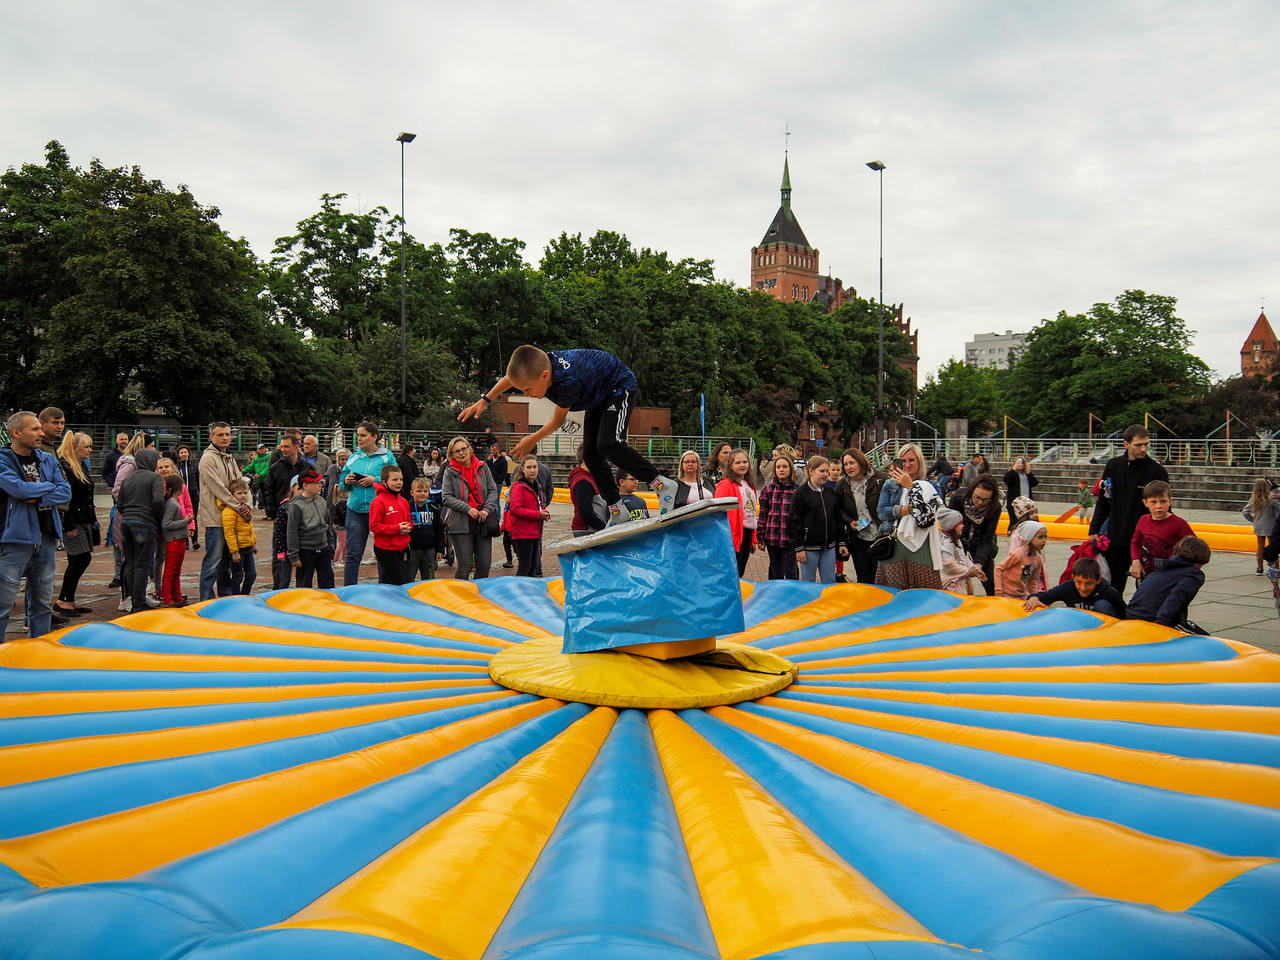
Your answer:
[1241,310,1278,378]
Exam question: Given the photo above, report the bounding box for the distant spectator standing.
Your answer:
[396,442,420,488]
[0,412,71,639]
[199,422,252,600]
[175,446,200,550]
[1089,424,1169,595]
[507,455,551,577]
[243,443,271,509]
[714,449,760,577]
[422,447,444,486]
[1003,457,1039,529]
[1243,478,1280,576]
[441,436,498,579]
[302,435,332,479]
[787,455,841,584]
[959,452,988,490]
[1076,478,1095,523]
[117,448,164,613]
[339,422,397,585]
[102,431,130,489]
[265,434,303,520]
[221,478,258,595]
[37,407,65,457]
[288,469,334,588]
[54,431,97,619]
[757,452,799,580]
[673,450,715,507]
[706,441,733,487]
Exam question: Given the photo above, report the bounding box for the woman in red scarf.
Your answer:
[440,436,499,579]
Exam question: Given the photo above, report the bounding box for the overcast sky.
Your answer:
[5,0,1277,383]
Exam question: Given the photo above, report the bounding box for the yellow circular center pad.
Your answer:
[489,637,798,709]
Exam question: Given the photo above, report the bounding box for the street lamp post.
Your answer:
[866,161,885,447]
[397,131,417,436]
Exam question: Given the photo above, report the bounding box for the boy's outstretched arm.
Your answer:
[512,406,568,460]
[458,375,515,423]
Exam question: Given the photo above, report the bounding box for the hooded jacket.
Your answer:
[117,449,165,529]
[369,481,412,550]
[0,446,71,545]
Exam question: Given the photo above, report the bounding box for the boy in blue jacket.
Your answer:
[0,411,72,639]
[1127,536,1211,632]
[461,345,678,526]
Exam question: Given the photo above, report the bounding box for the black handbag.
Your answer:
[460,473,502,538]
[868,532,896,562]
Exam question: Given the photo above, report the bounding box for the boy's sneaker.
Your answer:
[605,502,630,527]
[650,475,679,515]
[118,598,131,612]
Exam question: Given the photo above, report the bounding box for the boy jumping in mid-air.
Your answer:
[460,345,678,524]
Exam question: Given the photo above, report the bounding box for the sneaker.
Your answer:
[650,475,679,515]
[502,560,514,568]
[118,598,132,612]
[605,502,629,527]
[144,597,162,609]
[108,578,121,589]
[1259,567,1266,577]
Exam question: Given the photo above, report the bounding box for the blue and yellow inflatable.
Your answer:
[0,578,1277,959]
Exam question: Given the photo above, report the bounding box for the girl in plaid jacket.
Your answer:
[756,453,799,580]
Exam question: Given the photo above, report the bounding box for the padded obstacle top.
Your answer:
[546,497,740,556]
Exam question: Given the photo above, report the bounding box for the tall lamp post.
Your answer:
[397,131,417,436]
[866,160,885,447]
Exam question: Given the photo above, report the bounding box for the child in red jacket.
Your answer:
[507,455,551,577]
[368,465,412,585]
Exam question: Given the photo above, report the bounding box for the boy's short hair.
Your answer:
[507,345,551,382]
[410,477,431,491]
[615,467,634,485]
[1122,424,1150,442]
[1173,536,1211,564]
[1142,480,1171,500]
[164,472,184,496]
[1072,556,1101,580]
[380,464,402,482]
[228,477,249,494]
[1077,478,1088,485]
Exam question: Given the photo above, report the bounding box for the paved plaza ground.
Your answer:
[7,495,1277,655]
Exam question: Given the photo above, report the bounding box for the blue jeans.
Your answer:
[200,524,232,600]
[228,548,256,595]
[344,510,372,585]
[798,547,837,584]
[0,534,58,639]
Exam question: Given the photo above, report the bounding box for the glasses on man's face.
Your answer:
[972,494,992,504]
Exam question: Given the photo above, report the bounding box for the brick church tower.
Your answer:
[750,156,821,304]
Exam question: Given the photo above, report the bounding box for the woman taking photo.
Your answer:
[54,432,96,620]
[948,476,1002,596]
[875,442,944,590]
[834,448,883,584]
[441,436,499,580]
[787,455,841,584]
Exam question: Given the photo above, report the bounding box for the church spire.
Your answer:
[780,154,792,210]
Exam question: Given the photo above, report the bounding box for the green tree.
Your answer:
[1006,290,1210,435]
[916,358,1004,436]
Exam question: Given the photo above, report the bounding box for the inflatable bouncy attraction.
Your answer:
[0,501,1277,960]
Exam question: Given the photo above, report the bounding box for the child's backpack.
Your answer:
[1060,534,1111,584]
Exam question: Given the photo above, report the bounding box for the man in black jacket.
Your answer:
[1089,424,1169,596]
[265,434,303,520]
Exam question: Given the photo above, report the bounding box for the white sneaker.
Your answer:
[144,597,162,608]
[605,502,629,527]
[118,598,131,612]
[650,475,679,515]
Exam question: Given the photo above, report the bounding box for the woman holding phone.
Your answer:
[875,442,945,589]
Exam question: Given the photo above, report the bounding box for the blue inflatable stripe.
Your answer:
[800,635,1239,675]
[741,580,830,628]
[0,695,537,838]
[474,578,566,634]
[336,585,534,644]
[57,623,488,667]
[679,709,1078,947]
[0,667,483,694]
[777,690,1280,767]
[792,679,1280,707]
[136,704,590,932]
[751,944,979,960]
[183,929,441,960]
[738,702,1280,858]
[0,684,503,748]
[485,710,718,960]
[751,590,961,650]
[1186,862,1280,959]
[786,608,1102,662]
[197,596,500,653]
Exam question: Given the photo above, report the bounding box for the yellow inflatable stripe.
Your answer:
[787,685,1280,735]
[716,707,1273,911]
[265,591,515,648]
[546,579,565,607]
[810,646,1280,685]
[770,595,1023,657]
[649,709,943,960]
[761,695,1280,810]
[727,584,892,646]
[0,638,488,676]
[0,698,561,887]
[0,679,495,720]
[121,609,491,662]
[405,579,556,640]
[800,620,1176,672]
[277,707,616,960]
[0,690,515,788]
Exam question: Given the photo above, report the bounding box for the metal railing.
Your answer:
[869,436,1280,468]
